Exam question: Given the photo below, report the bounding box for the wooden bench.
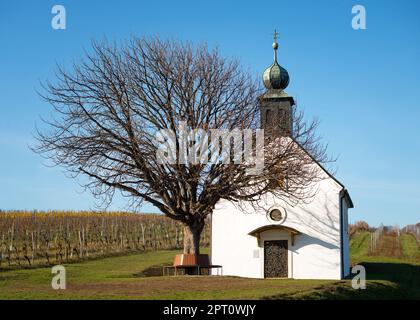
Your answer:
[162,254,223,276]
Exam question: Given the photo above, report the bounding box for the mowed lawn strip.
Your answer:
[0,249,337,299]
[0,234,419,299]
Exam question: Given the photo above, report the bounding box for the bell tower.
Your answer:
[259,30,294,136]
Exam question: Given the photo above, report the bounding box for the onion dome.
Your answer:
[263,31,290,90]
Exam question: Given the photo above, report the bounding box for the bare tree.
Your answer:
[34,36,330,254]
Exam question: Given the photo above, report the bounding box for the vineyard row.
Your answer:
[0,211,210,268]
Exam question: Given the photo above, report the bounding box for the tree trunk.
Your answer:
[183,223,203,255]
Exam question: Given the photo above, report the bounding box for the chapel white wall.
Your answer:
[211,176,345,280]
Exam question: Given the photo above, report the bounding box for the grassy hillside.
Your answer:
[0,249,406,300]
[349,231,370,262]
[400,234,420,261]
[348,231,420,299]
[0,233,419,299]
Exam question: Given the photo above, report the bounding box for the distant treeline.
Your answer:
[0,211,210,269]
[350,220,420,240]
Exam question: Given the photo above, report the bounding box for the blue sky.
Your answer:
[0,0,419,226]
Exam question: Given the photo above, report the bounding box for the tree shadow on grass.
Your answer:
[133,263,169,277]
[263,262,420,300]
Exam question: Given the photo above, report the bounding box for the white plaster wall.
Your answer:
[211,175,346,280]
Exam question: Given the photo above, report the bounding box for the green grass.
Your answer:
[0,251,356,300]
[345,231,420,299]
[400,234,420,260]
[0,233,419,300]
[349,231,371,262]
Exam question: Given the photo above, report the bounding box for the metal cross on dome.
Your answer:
[273,29,279,42]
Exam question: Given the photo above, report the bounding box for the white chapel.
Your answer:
[211,35,353,280]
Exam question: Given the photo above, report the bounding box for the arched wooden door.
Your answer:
[264,240,288,278]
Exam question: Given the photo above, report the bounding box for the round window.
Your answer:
[269,209,283,221]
